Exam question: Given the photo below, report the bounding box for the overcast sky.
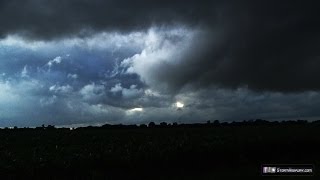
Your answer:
[1,0,320,127]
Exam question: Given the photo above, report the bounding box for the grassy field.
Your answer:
[0,123,319,179]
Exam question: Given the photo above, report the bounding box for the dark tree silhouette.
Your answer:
[213,120,220,126]
[148,122,156,128]
[47,125,55,129]
[139,124,147,128]
[160,122,168,127]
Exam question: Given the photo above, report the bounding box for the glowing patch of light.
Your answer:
[176,102,184,108]
[129,108,143,112]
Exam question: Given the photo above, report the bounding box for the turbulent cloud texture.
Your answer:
[0,0,320,126]
[1,0,320,91]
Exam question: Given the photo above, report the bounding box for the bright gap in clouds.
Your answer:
[128,108,143,112]
[176,102,184,108]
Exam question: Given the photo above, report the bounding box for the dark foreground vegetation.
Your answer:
[0,119,320,179]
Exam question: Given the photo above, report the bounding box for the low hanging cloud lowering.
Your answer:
[0,0,320,127]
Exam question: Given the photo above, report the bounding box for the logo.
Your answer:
[263,167,276,173]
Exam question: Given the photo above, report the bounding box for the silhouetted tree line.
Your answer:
[2,119,320,130]
[0,118,320,178]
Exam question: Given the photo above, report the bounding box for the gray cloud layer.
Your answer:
[1,0,320,126]
[2,0,320,92]
[0,0,219,39]
[118,0,320,92]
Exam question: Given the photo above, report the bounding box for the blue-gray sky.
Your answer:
[1,0,320,127]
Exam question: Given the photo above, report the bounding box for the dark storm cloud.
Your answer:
[2,0,320,127]
[0,0,219,40]
[176,88,320,122]
[117,0,320,92]
[177,0,320,92]
[2,0,320,91]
